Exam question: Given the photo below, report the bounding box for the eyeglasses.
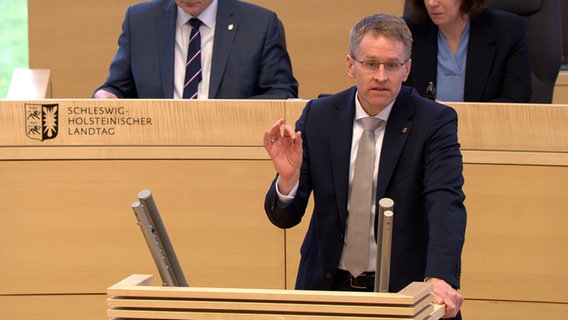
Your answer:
[352,57,408,73]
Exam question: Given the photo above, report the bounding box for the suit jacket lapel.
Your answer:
[209,0,238,98]
[377,88,414,200]
[156,0,177,98]
[329,88,357,228]
[465,14,496,101]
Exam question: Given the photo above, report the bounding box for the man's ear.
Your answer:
[402,58,412,82]
[346,55,356,79]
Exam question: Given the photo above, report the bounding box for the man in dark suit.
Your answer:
[263,14,465,319]
[93,0,298,99]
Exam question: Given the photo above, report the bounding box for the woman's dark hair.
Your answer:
[408,0,488,24]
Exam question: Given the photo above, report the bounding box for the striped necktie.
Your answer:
[183,18,203,99]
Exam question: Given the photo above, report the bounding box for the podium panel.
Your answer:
[0,99,298,320]
[1,99,568,320]
[0,99,288,153]
[107,274,444,320]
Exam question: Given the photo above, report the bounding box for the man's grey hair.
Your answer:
[349,14,413,61]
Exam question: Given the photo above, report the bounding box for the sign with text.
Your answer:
[0,99,293,147]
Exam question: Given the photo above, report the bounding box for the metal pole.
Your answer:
[378,209,393,292]
[374,198,394,292]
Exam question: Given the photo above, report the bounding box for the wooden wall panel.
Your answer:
[0,295,105,320]
[0,160,283,294]
[554,70,568,104]
[461,164,568,303]
[27,0,138,99]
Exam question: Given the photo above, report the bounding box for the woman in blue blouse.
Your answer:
[403,0,531,102]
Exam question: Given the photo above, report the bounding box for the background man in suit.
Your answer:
[93,0,298,99]
[263,14,466,319]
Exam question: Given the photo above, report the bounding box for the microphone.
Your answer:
[426,81,436,101]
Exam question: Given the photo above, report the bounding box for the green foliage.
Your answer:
[0,0,29,98]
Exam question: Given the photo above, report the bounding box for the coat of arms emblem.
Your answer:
[25,103,59,141]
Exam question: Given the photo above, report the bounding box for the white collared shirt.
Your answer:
[173,0,217,99]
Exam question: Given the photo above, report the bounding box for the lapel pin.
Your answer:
[228,24,234,30]
[402,127,408,134]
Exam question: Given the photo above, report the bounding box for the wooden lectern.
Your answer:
[107,274,444,320]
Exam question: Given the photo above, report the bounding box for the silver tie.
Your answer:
[344,117,383,277]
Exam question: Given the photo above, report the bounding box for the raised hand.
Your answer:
[263,118,303,195]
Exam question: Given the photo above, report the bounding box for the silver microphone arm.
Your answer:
[375,198,394,292]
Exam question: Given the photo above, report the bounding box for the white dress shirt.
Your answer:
[173,0,217,99]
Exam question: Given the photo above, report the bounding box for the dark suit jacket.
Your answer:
[265,86,466,293]
[95,0,298,99]
[404,8,531,102]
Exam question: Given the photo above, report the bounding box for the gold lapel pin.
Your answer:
[402,127,408,134]
[228,24,234,30]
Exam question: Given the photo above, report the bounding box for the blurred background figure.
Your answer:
[403,0,532,102]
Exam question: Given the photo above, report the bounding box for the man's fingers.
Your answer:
[264,118,286,147]
[270,118,285,137]
[442,299,457,318]
[433,295,444,305]
[428,278,463,319]
[282,124,295,138]
[293,131,302,147]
